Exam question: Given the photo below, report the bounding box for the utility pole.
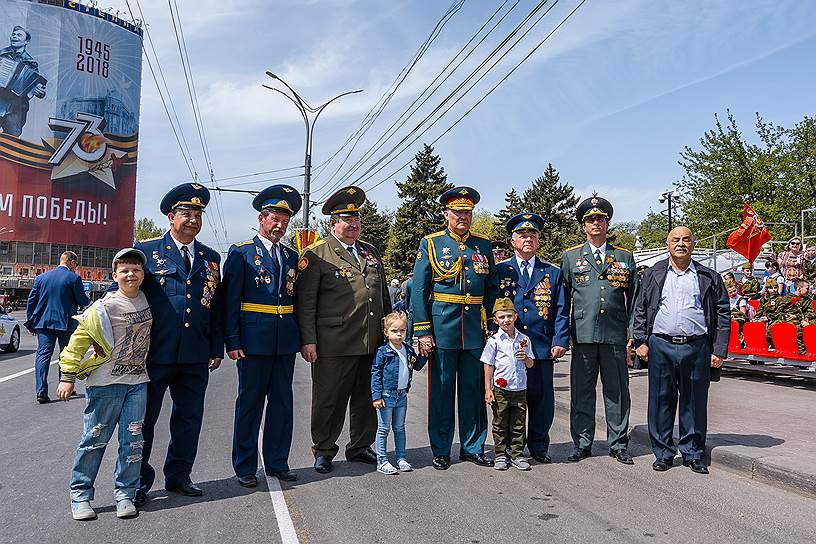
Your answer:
[659,188,681,232]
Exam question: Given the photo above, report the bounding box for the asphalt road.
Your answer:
[2,325,815,544]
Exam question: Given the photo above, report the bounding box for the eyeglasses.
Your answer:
[791,241,802,245]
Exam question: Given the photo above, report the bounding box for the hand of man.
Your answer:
[56,382,74,401]
[635,344,649,361]
[550,346,566,359]
[372,399,385,409]
[227,348,245,361]
[301,344,318,363]
[208,358,222,372]
[33,83,46,98]
[418,335,435,357]
[710,354,723,369]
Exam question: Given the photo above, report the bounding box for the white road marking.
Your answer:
[259,430,300,544]
[0,359,58,384]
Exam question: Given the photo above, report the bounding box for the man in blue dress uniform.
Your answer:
[133,182,223,506]
[222,185,302,486]
[494,213,569,463]
[412,186,498,470]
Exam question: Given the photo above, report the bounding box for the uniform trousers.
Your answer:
[647,335,711,461]
[525,358,555,456]
[570,343,630,451]
[233,354,296,476]
[139,363,209,491]
[428,348,487,457]
[310,354,377,459]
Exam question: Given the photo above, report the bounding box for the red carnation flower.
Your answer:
[496,378,508,388]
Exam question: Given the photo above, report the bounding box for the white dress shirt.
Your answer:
[480,328,534,391]
[587,241,607,263]
[170,233,195,272]
[652,261,708,336]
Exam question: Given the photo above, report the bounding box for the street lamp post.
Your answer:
[658,188,681,232]
[263,72,362,227]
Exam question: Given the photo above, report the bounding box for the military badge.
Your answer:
[298,256,309,271]
[416,251,423,261]
[285,268,296,296]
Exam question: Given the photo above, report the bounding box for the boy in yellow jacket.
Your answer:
[57,248,152,521]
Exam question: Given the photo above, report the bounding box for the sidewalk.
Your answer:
[552,358,816,497]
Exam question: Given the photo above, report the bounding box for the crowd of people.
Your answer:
[27,182,733,522]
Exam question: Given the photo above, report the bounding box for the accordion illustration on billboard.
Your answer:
[0,57,46,98]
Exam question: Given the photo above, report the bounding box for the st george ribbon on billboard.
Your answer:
[0,0,143,248]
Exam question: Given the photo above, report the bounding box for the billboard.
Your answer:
[0,0,142,248]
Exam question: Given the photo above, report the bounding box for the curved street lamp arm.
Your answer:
[308,89,364,152]
[262,85,310,133]
[265,71,316,112]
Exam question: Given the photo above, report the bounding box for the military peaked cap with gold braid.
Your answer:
[506,212,545,234]
[252,184,302,215]
[575,193,613,222]
[160,182,210,214]
[439,186,480,210]
[322,185,366,216]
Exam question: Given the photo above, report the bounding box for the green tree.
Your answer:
[471,209,502,240]
[637,210,671,249]
[134,217,163,241]
[384,144,453,279]
[359,199,393,257]
[520,163,582,261]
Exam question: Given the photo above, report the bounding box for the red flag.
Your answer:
[726,203,770,263]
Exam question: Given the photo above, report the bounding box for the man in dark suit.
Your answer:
[633,226,730,474]
[222,185,302,486]
[25,251,89,403]
[495,213,569,463]
[132,182,223,505]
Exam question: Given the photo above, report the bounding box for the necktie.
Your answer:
[270,243,280,274]
[594,249,602,266]
[521,260,531,289]
[181,245,191,273]
[347,244,359,265]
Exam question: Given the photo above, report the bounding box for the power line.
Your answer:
[217,172,305,188]
[213,165,306,182]
[359,0,589,196]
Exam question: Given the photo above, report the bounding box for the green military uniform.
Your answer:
[560,196,639,454]
[740,276,760,299]
[802,256,816,284]
[412,187,498,463]
[753,278,787,348]
[294,186,392,463]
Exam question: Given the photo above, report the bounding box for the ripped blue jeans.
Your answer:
[70,383,147,503]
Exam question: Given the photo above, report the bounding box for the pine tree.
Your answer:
[359,199,393,257]
[521,163,582,262]
[384,144,453,279]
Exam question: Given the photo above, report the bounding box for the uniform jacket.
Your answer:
[295,235,391,357]
[560,241,639,345]
[494,257,569,359]
[370,342,427,400]
[632,258,730,357]
[25,265,89,332]
[134,232,223,365]
[411,229,498,350]
[221,235,300,356]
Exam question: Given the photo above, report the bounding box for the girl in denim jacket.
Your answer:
[371,312,426,475]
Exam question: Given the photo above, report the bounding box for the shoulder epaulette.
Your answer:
[470,231,490,240]
[140,235,162,242]
[234,239,254,247]
[424,231,446,240]
[565,243,584,251]
[305,239,326,251]
[610,245,631,252]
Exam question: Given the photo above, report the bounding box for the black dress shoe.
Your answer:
[432,456,451,470]
[237,475,257,487]
[609,448,634,465]
[530,452,552,464]
[314,456,332,474]
[346,448,377,464]
[36,394,50,404]
[267,470,297,481]
[459,452,494,467]
[567,447,592,462]
[166,481,203,496]
[133,489,148,507]
[683,459,709,474]
[652,458,672,472]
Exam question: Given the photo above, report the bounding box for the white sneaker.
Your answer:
[397,459,413,472]
[71,501,97,521]
[511,457,531,471]
[377,462,399,475]
[116,498,138,518]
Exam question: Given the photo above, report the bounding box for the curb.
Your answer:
[552,395,816,498]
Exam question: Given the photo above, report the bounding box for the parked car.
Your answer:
[0,307,21,353]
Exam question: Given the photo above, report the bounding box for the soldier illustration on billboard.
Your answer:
[0,25,47,137]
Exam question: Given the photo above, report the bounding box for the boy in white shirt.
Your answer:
[482,298,534,471]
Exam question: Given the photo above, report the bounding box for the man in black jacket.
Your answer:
[633,227,730,475]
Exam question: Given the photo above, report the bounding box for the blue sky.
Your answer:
[99,0,816,251]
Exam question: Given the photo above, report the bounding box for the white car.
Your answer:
[0,308,20,353]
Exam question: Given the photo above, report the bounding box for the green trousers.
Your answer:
[570,343,630,451]
[428,348,488,457]
[490,387,527,460]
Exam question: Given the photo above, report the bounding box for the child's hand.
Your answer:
[484,389,494,405]
[373,399,385,409]
[57,381,74,401]
[515,348,527,360]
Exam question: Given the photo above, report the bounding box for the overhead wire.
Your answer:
[213,165,306,183]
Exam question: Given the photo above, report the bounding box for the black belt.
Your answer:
[654,333,706,345]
